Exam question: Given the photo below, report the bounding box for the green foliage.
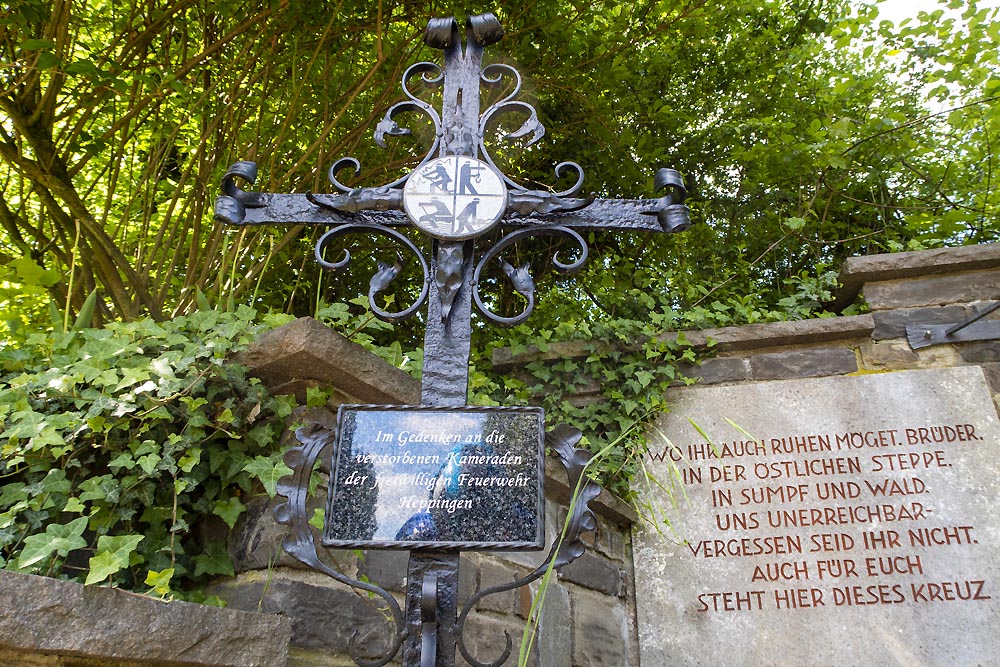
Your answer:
[0,0,997,521]
[0,307,295,595]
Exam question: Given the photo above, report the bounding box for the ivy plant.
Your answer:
[0,306,296,599]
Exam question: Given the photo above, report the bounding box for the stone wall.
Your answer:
[0,317,638,667]
[491,241,1000,665]
[0,569,291,666]
[4,243,994,667]
[493,242,1000,407]
[217,317,642,667]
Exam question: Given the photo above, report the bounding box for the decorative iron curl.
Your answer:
[314,223,430,322]
[214,161,270,225]
[641,167,691,233]
[472,226,588,327]
[477,66,593,214]
[456,425,600,667]
[274,424,405,667]
[318,61,444,203]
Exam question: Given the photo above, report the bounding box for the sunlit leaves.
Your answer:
[0,307,290,596]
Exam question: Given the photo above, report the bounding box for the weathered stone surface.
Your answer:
[230,495,306,572]
[358,550,409,593]
[572,590,629,667]
[286,646,359,667]
[871,305,970,340]
[666,314,874,353]
[982,362,1000,393]
[459,614,528,667]
[636,367,1000,667]
[476,561,518,614]
[210,578,392,657]
[535,580,572,667]
[491,316,875,371]
[748,347,857,379]
[859,339,920,370]
[491,340,599,372]
[558,552,624,598]
[860,338,962,371]
[0,570,290,667]
[959,341,1000,363]
[677,356,749,384]
[863,269,1000,310]
[235,317,420,404]
[830,242,1000,311]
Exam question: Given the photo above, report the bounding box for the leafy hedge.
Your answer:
[0,306,296,599]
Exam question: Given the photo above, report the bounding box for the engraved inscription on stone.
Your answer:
[324,406,544,549]
[634,367,1000,667]
[402,156,508,240]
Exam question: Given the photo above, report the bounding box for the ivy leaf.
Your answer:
[244,455,293,497]
[213,496,246,529]
[18,517,88,568]
[178,448,201,473]
[193,541,235,578]
[309,507,325,531]
[635,370,655,388]
[137,452,161,475]
[63,497,85,513]
[85,534,144,585]
[145,568,174,596]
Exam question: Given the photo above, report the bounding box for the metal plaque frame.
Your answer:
[323,404,545,551]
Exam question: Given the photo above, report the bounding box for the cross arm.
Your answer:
[214,162,690,234]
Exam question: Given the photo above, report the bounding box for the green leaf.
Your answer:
[64,59,103,79]
[178,448,202,473]
[137,453,162,475]
[309,507,325,531]
[244,455,292,497]
[72,290,99,331]
[145,568,175,596]
[213,496,246,529]
[305,386,330,407]
[20,38,55,50]
[63,497,86,513]
[193,541,234,578]
[18,517,88,568]
[85,534,144,585]
[36,52,60,70]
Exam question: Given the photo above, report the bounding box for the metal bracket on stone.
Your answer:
[456,425,600,667]
[906,301,1000,349]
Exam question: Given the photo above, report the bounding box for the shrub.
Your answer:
[0,306,296,599]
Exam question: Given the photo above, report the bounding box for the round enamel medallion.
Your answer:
[402,156,508,240]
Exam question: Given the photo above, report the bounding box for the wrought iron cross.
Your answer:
[215,13,689,667]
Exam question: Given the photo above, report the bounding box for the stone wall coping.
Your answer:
[492,314,875,371]
[235,316,421,405]
[829,242,1000,311]
[0,570,291,667]
[545,457,639,527]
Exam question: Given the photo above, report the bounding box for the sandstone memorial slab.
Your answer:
[635,366,1000,667]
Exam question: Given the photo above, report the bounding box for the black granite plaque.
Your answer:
[323,405,545,550]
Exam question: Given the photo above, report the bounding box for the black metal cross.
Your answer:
[216,13,688,667]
